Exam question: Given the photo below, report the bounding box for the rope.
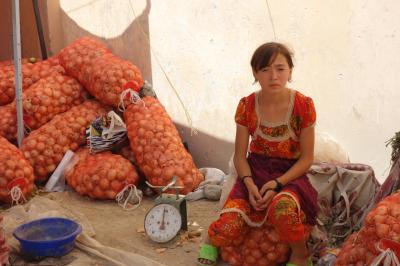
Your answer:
[370,243,400,266]
[118,89,145,112]
[265,0,277,40]
[127,0,197,135]
[9,186,26,206]
[115,184,142,211]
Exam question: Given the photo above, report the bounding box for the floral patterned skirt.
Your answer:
[208,154,318,247]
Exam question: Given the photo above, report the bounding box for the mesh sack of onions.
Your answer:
[65,148,140,199]
[84,53,143,107]
[58,36,110,88]
[21,100,106,182]
[0,136,35,204]
[0,59,65,105]
[220,223,290,266]
[0,75,87,142]
[334,232,375,266]
[335,191,400,265]
[0,105,17,142]
[124,96,204,194]
[22,75,88,130]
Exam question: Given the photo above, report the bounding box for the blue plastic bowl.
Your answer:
[13,217,82,260]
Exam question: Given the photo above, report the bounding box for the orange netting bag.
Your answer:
[0,75,87,142]
[0,136,35,204]
[0,58,65,105]
[220,224,290,266]
[124,96,204,194]
[58,37,110,88]
[59,37,143,107]
[65,148,140,200]
[85,53,143,107]
[334,232,375,266]
[0,105,17,142]
[22,75,88,130]
[335,192,400,265]
[21,100,106,182]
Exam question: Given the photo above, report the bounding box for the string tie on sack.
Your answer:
[118,89,145,112]
[116,184,142,211]
[9,186,26,206]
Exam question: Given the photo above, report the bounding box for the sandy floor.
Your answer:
[6,191,226,266]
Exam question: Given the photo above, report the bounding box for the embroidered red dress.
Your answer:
[235,89,316,159]
[208,89,319,246]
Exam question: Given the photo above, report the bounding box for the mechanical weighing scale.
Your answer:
[144,176,187,243]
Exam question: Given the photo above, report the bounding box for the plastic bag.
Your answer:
[307,163,380,247]
[370,239,400,266]
[44,150,75,192]
[314,131,350,164]
[86,111,127,153]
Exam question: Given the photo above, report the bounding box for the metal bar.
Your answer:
[32,0,47,59]
[12,0,25,147]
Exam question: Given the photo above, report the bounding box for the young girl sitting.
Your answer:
[198,42,318,266]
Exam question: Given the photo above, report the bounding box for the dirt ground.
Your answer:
[5,191,227,266]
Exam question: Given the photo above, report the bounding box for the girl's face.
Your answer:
[253,53,292,92]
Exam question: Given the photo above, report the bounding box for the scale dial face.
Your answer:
[144,203,182,243]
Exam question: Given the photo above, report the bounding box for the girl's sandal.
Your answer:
[197,243,218,266]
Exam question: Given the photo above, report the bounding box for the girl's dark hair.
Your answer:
[250,42,294,71]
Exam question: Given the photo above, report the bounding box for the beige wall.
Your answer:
[45,0,400,182]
